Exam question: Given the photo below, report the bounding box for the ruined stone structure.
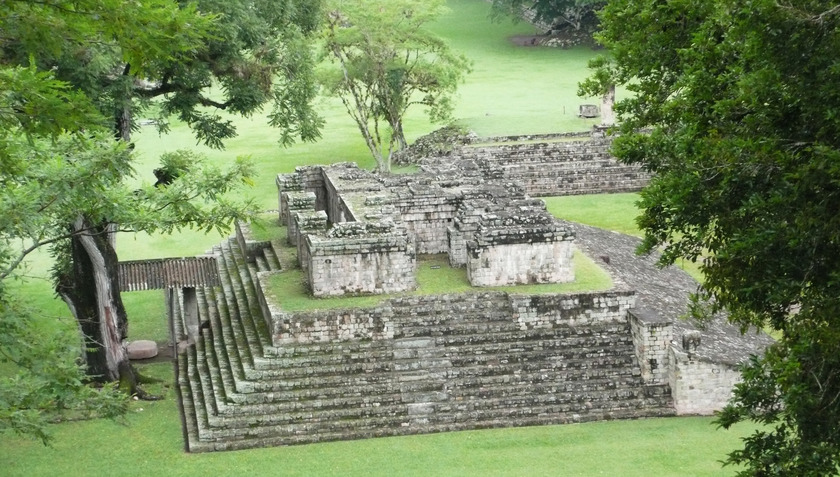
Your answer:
[278,162,575,294]
[168,132,771,452]
[420,132,651,197]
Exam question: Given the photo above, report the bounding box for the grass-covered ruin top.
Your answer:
[247,212,285,242]
[263,234,612,312]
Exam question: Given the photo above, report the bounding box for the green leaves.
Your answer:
[490,0,605,31]
[0,65,106,141]
[0,293,128,444]
[2,0,303,441]
[319,0,471,170]
[587,0,840,473]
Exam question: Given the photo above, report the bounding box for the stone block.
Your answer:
[127,340,158,360]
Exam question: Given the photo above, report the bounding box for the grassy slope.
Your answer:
[2,0,732,473]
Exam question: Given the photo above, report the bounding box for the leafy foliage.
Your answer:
[582,0,840,474]
[490,0,605,32]
[0,286,127,444]
[2,0,322,147]
[319,0,471,171]
[1,0,316,441]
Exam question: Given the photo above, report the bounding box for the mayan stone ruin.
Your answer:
[166,131,772,452]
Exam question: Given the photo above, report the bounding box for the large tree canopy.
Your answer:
[1,0,323,147]
[581,0,840,474]
[0,0,213,441]
[319,0,470,171]
[1,0,323,441]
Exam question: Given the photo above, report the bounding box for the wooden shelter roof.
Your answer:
[118,257,219,292]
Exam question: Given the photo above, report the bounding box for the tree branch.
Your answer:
[776,2,840,24]
[0,221,117,281]
[197,96,231,110]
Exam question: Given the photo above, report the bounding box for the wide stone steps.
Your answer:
[196,354,643,407]
[276,312,635,344]
[216,334,638,386]
[173,233,674,452]
[265,328,633,360]
[179,383,666,448]
[181,375,659,434]
[183,324,648,409]
[234,346,638,388]
[187,330,647,412]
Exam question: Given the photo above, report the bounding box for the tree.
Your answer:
[581,0,840,474]
[320,0,470,171]
[490,0,605,32]
[1,0,214,438]
[0,69,254,440]
[1,0,322,420]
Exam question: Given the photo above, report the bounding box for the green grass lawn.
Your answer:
[543,193,642,237]
[2,0,733,474]
[267,250,612,312]
[545,193,705,282]
[0,364,750,477]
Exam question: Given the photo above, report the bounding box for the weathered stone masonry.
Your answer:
[170,133,771,452]
[421,132,652,197]
[277,162,575,293]
[304,222,417,297]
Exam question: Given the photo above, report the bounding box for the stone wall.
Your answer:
[668,346,741,415]
[391,185,462,255]
[466,212,574,287]
[422,133,651,197]
[277,167,327,223]
[628,308,673,386]
[304,222,417,297]
[269,290,635,344]
[234,221,271,264]
[468,240,573,286]
[293,211,328,276]
[510,291,636,329]
[282,192,317,245]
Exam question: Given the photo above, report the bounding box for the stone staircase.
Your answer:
[174,238,674,452]
[451,139,650,197]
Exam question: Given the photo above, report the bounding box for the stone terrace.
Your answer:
[172,228,675,452]
[169,133,770,451]
[420,132,652,197]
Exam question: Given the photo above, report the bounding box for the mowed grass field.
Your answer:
[2,1,746,475]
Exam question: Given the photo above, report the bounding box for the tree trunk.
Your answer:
[601,84,616,127]
[56,217,136,389]
[115,64,132,143]
[392,119,408,152]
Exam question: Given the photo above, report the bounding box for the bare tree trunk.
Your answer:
[359,117,386,172]
[601,83,616,127]
[56,217,138,392]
